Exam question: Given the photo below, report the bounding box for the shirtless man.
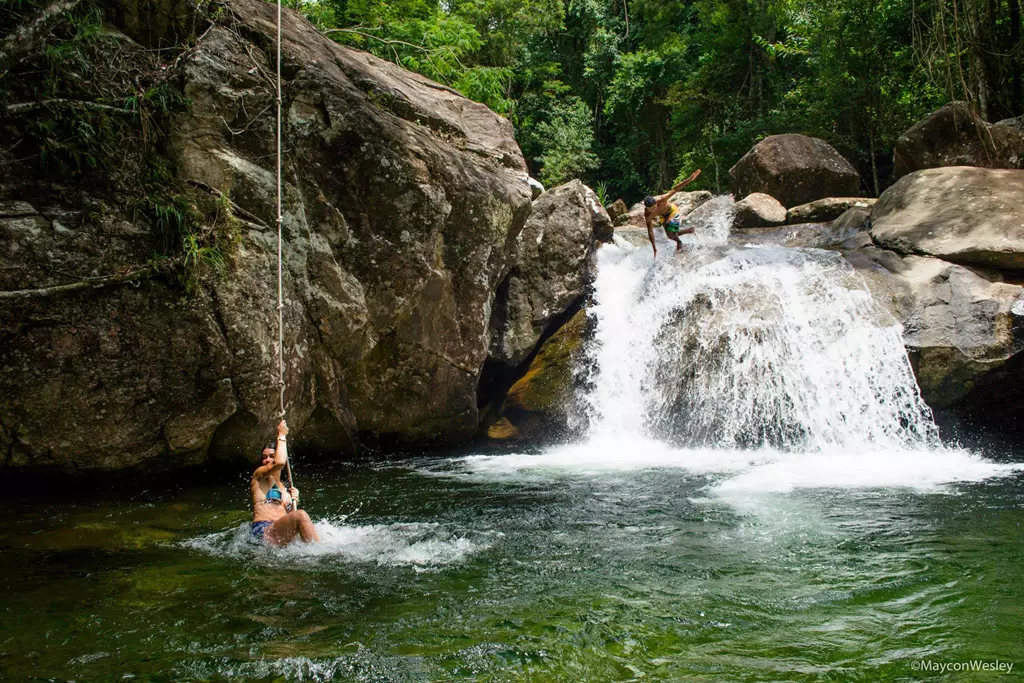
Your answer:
[250,420,320,545]
[644,168,702,258]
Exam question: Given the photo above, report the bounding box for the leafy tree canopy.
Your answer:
[294,0,1023,200]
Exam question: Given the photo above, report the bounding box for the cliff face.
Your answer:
[0,0,534,474]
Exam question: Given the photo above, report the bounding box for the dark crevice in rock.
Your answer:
[476,292,589,435]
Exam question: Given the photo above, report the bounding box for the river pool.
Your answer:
[3,444,1022,682]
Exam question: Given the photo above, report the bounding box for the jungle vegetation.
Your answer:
[300,0,1023,198]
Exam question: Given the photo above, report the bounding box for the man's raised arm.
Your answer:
[661,169,702,199]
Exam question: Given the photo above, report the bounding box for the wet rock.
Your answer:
[488,181,609,370]
[732,192,787,229]
[787,197,877,224]
[870,167,1024,270]
[893,102,1024,178]
[729,134,861,208]
[668,190,713,216]
[840,247,916,322]
[488,309,590,441]
[898,256,1023,407]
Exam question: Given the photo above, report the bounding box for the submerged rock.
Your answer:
[870,167,1024,270]
[729,134,861,208]
[893,102,1024,178]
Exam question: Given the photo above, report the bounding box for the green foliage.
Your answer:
[143,190,239,293]
[301,0,1019,200]
[535,93,601,186]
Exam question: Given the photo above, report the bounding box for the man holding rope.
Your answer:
[250,420,321,545]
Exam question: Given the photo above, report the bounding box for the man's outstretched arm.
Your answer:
[646,218,658,258]
[659,169,702,200]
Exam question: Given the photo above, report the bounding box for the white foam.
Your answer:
[184,519,492,567]
[450,437,1021,494]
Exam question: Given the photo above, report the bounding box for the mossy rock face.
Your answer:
[1,0,533,475]
[488,309,591,442]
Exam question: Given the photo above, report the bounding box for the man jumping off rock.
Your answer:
[644,169,702,258]
[250,420,320,546]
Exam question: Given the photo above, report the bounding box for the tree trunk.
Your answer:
[1012,0,1022,114]
[869,132,880,197]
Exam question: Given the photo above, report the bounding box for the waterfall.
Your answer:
[581,200,939,454]
[456,198,1018,492]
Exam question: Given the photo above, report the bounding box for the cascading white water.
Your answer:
[583,236,938,453]
[456,197,1018,492]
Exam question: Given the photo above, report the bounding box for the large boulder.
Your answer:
[729,134,861,208]
[487,308,590,441]
[870,167,1024,270]
[787,197,877,224]
[732,192,787,229]
[898,256,1024,407]
[488,180,610,370]
[835,240,1024,427]
[606,198,628,223]
[893,102,1024,178]
[0,0,532,474]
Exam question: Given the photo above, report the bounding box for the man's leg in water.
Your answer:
[666,231,683,251]
[266,510,321,546]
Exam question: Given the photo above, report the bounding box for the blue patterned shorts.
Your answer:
[251,520,273,540]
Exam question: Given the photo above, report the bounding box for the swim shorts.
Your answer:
[251,520,273,540]
[663,216,683,234]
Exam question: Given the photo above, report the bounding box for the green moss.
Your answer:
[505,309,588,414]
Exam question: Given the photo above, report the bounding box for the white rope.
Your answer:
[275,0,295,502]
[275,0,285,421]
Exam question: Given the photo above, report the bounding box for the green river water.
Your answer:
[2,448,1022,682]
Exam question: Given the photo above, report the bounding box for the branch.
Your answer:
[0,262,173,301]
[323,27,433,54]
[185,179,271,229]
[0,0,82,76]
[5,99,135,116]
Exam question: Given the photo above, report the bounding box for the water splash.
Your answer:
[183,520,493,568]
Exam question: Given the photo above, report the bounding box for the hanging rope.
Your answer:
[275,0,296,503]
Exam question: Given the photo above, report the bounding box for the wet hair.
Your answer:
[263,441,276,454]
[643,195,657,207]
